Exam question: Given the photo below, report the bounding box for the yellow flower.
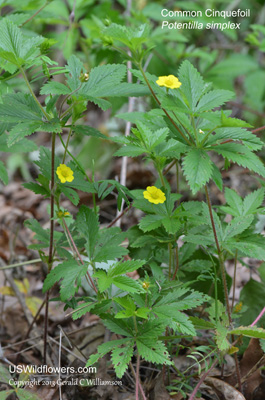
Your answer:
[234,302,243,313]
[143,186,166,204]
[56,164,74,183]
[57,210,71,218]
[156,75,182,89]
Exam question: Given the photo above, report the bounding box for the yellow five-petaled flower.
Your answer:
[156,75,182,90]
[143,186,166,204]
[56,164,74,183]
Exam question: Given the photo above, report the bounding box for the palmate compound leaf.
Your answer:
[182,148,213,194]
[111,342,134,378]
[43,260,88,301]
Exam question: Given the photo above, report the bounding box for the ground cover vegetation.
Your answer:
[1,1,265,399]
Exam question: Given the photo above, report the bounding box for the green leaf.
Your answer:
[0,161,8,184]
[243,188,265,215]
[7,121,40,146]
[224,215,254,240]
[136,338,172,365]
[103,316,133,337]
[189,316,215,330]
[0,135,37,152]
[221,111,253,128]
[230,326,265,339]
[86,338,131,367]
[43,260,88,301]
[93,227,128,262]
[66,54,83,91]
[178,60,205,111]
[76,205,99,259]
[114,144,144,157]
[109,260,145,277]
[23,182,49,197]
[73,124,107,139]
[161,216,181,234]
[60,185,79,206]
[207,127,263,151]
[196,90,234,112]
[223,188,243,216]
[139,214,165,232]
[80,64,127,98]
[211,143,265,177]
[227,235,265,260]
[0,19,23,64]
[40,81,71,95]
[111,342,134,378]
[24,219,49,247]
[183,148,213,194]
[216,323,230,351]
[112,276,142,293]
[0,365,11,384]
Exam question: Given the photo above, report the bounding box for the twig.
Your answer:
[188,358,218,400]
[251,306,265,326]
[62,219,97,293]
[251,126,265,134]
[107,203,132,228]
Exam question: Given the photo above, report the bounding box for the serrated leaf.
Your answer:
[211,143,265,177]
[230,326,265,339]
[224,215,253,240]
[66,54,83,91]
[103,317,133,337]
[114,144,144,157]
[40,81,71,95]
[23,182,49,197]
[60,185,79,206]
[0,19,23,65]
[72,302,95,320]
[178,60,205,111]
[207,127,263,151]
[136,338,172,365]
[7,121,40,146]
[93,227,128,262]
[196,90,234,112]
[224,187,243,216]
[43,260,88,301]
[221,111,253,128]
[189,316,215,330]
[112,276,142,293]
[76,205,99,259]
[109,260,145,277]
[162,216,181,234]
[0,365,11,384]
[243,188,264,215]
[0,135,38,152]
[139,214,165,232]
[0,161,8,184]
[111,342,134,378]
[183,148,213,194]
[216,323,230,351]
[73,124,106,139]
[86,338,130,367]
[80,64,127,98]
[227,235,265,260]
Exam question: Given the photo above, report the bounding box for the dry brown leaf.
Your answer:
[205,377,247,400]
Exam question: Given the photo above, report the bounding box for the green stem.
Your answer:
[62,128,72,164]
[0,258,42,270]
[200,126,218,147]
[232,250,238,310]
[43,131,56,364]
[191,116,198,145]
[138,64,192,147]
[20,67,50,120]
[204,185,232,325]
[20,1,49,26]
[172,245,179,280]
[168,243,172,279]
[157,165,166,186]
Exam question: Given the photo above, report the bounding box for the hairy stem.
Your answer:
[135,354,140,400]
[43,132,56,364]
[138,64,192,146]
[62,219,98,293]
[20,1,49,26]
[20,67,50,120]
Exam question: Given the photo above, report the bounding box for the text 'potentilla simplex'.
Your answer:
[161,9,250,18]
[161,21,241,30]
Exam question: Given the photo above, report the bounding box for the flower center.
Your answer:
[61,170,69,177]
[165,78,173,86]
